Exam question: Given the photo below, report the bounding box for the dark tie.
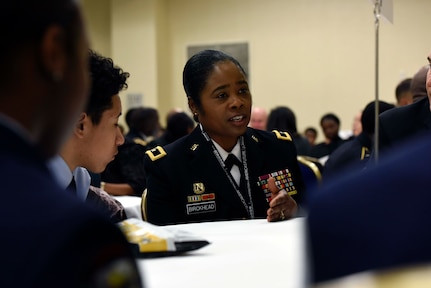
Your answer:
[224,153,242,171]
[67,177,77,195]
[225,154,248,201]
[225,153,244,188]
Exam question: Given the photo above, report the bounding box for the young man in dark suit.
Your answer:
[47,50,130,223]
[0,1,142,287]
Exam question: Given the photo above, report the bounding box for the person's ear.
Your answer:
[188,97,199,122]
[40,25,67,82]
[74,112,87,138]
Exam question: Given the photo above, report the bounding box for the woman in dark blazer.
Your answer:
[144,50,305,225]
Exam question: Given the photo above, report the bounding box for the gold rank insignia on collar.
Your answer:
[190,143,199,151]
[145,146,167,161]
[251,135,259,142]
[361,146,370,160]
[272,130,292,141]
[193,182,205,194]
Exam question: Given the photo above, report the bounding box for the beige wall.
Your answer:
[82,0,431,140]
[81,0,111,57]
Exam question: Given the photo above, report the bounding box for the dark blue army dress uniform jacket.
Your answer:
[144,126,305,225]
[0,123,142,287]
[379,96,431,152]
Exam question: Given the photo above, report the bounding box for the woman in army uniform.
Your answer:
[144,50,305,225]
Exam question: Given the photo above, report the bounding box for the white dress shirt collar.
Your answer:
[46,156,90,201]
[212,140,241,162]
[199,123,242,161]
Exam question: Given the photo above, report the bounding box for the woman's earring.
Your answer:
[193,112,199,122]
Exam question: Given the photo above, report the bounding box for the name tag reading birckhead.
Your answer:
[186,201,216,215]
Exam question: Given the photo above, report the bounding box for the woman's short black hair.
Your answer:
[183,49,247,110]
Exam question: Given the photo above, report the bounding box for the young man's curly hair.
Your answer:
[86,50,130,125]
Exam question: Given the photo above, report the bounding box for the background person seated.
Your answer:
[125,106,162,144]
[411,64,428,103]
[310,113,346,164]
[249,106,268,130]
[266,106,311,156]
[323,100,395,181]
[101,106,148,196]
[149,111,195,147]
[304,126,318,147]
[395,77,413,107]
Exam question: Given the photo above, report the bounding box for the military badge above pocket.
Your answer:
[256,169,297,202]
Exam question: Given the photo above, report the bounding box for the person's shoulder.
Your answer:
[247,127,295,144]
[381,97,427,120]
[326,139,355,158]
[323,138,361,173]
[144,129,197,165]
[311,142,326,150]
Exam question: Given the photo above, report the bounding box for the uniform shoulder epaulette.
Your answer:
[145,146,167,161]
[272,130,292,141]
[133,138,148,147]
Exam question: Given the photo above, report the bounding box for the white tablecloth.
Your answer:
[113,196,142,220]
[138,218,308,288]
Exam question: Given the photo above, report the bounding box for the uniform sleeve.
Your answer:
[144,152,179,225]
[87,187,127,223]
[271,132,306,208]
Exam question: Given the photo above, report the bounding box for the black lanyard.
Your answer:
[200,127,255,218]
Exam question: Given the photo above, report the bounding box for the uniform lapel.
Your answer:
[243,128,266,182]
[184,127,248,211]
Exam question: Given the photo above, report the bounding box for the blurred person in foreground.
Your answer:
[307,50,431,284]
[308,131,431,284]
[378,60,431,154]
[144,50,305,225]
[0,1,142,287]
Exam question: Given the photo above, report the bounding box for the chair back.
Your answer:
[141,189,148,221]
[297,155,322,195]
